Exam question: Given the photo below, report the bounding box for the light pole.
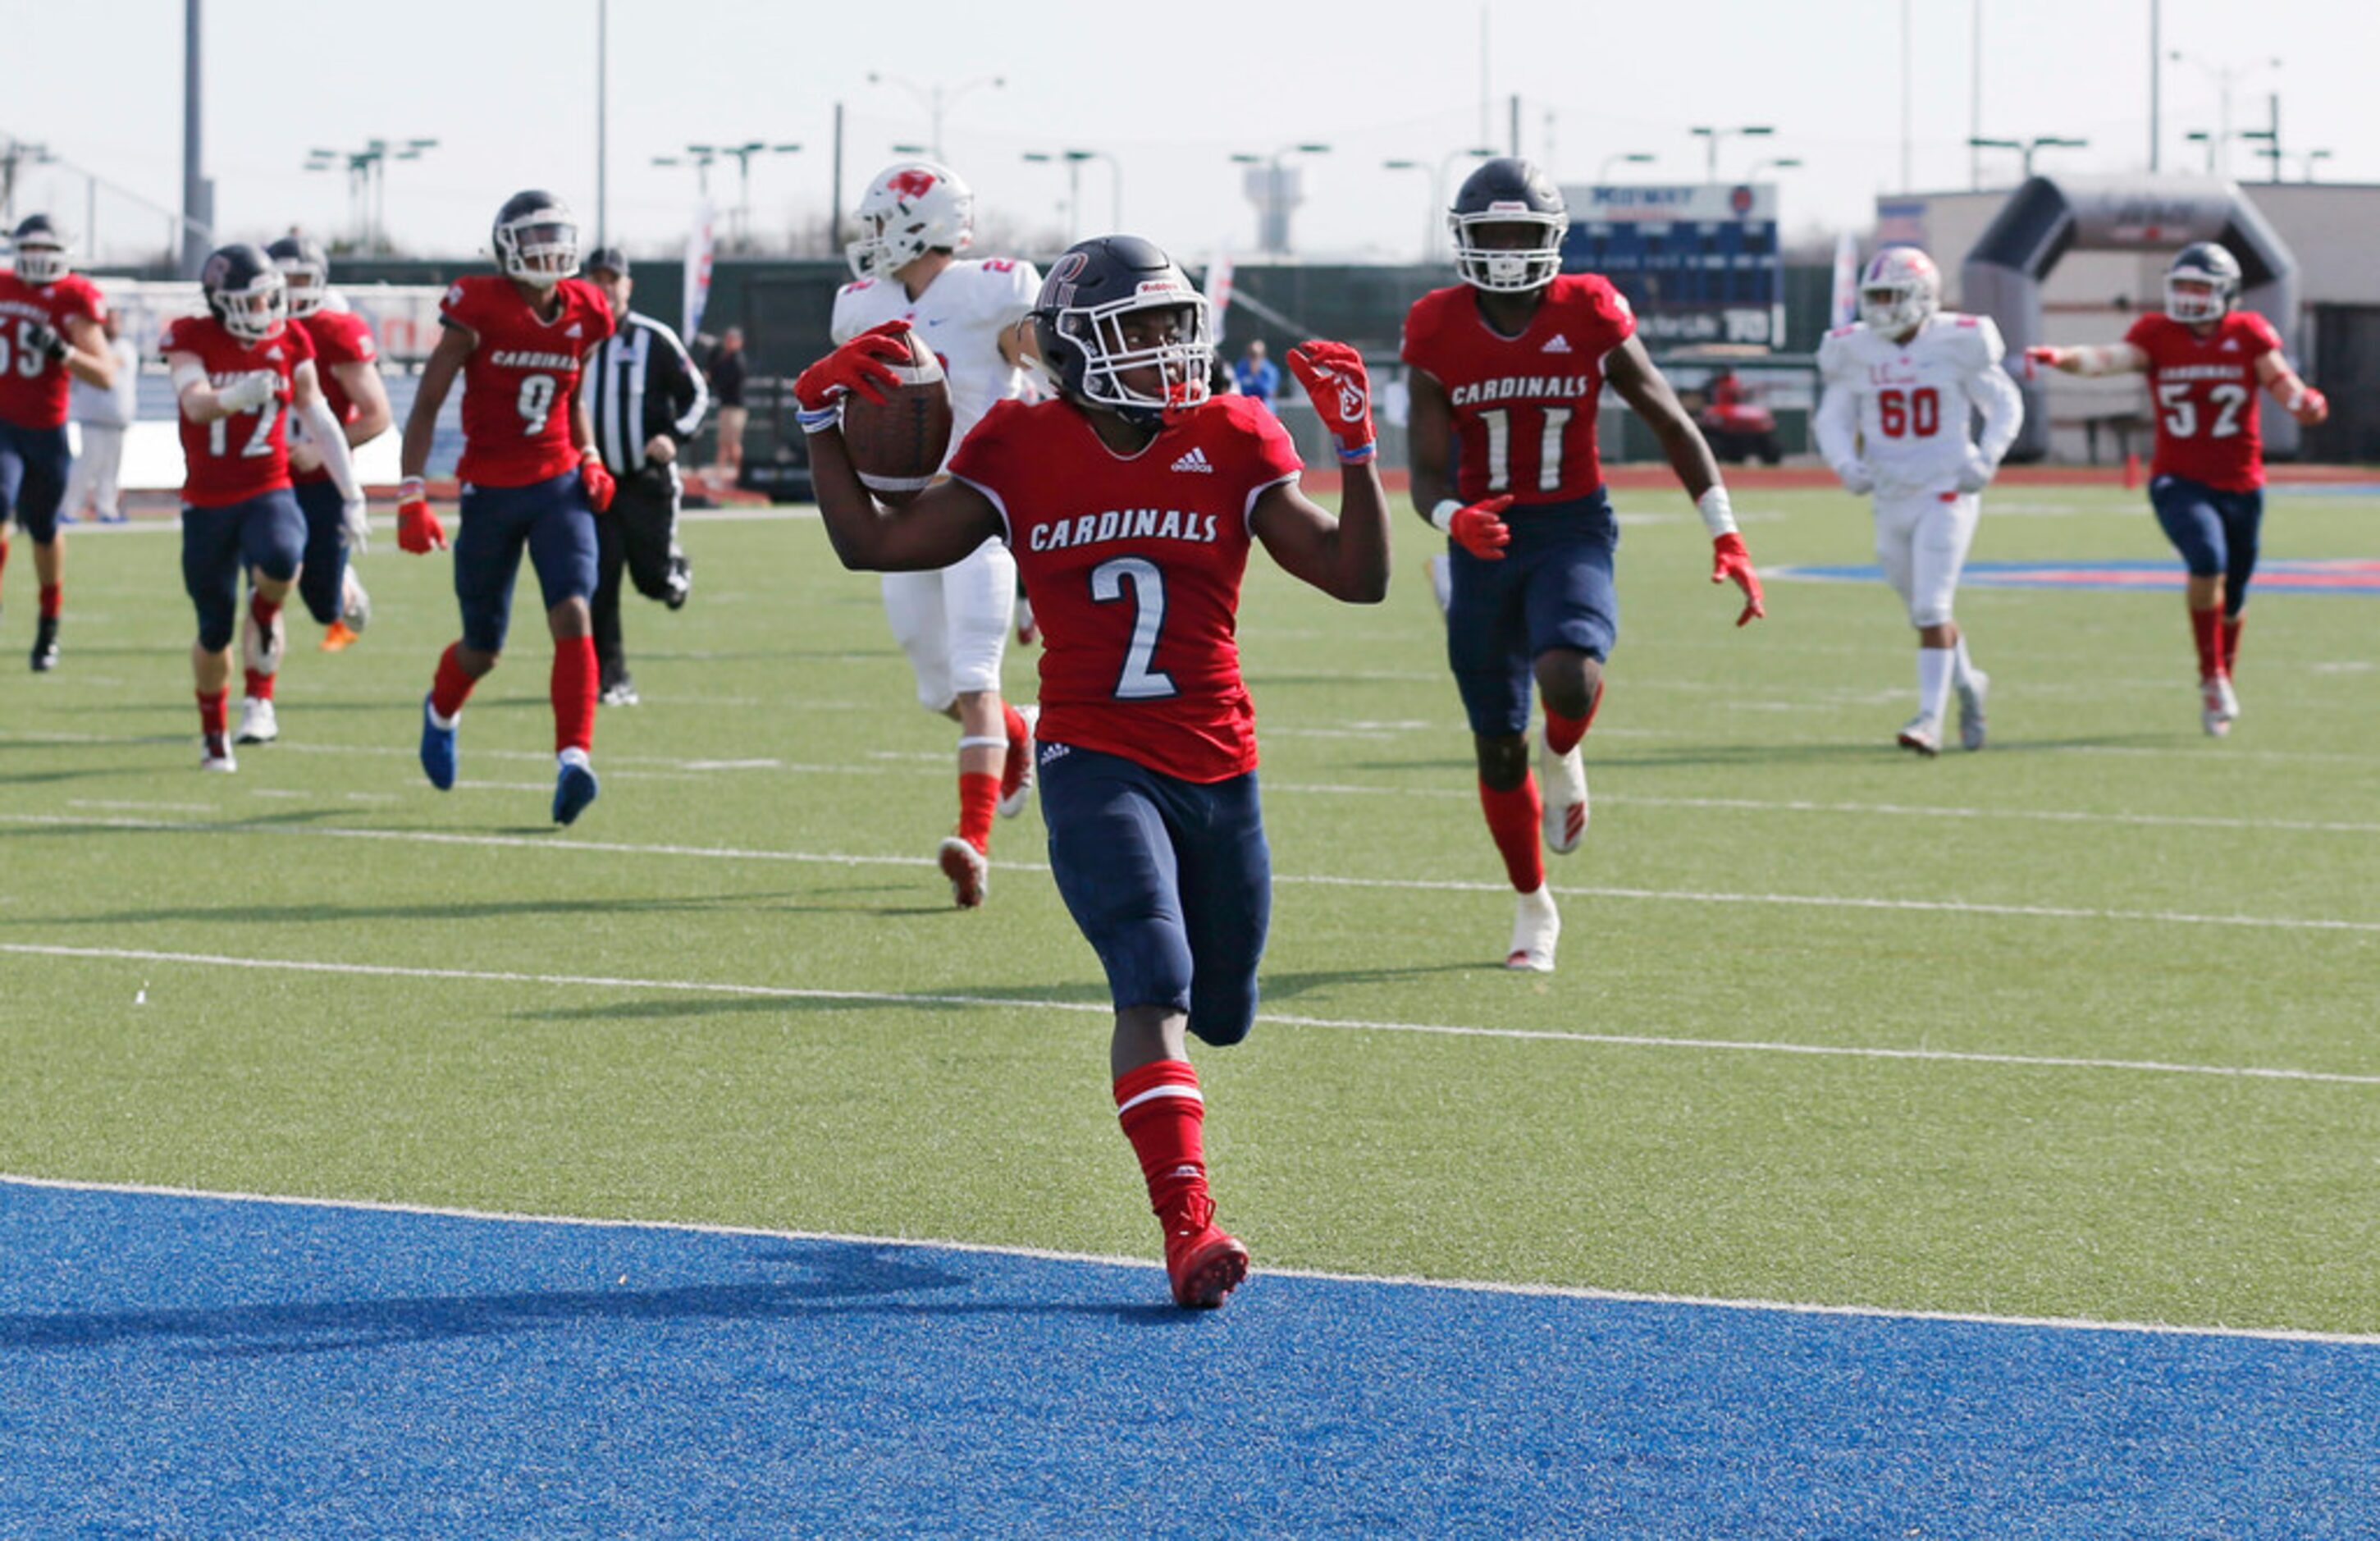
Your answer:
[1025,149,1122,239]
[703,141,801,250]
[304,137,436,253]
[867,71,1004,162]
[651,149,715,203]
[1688,125,1774,184]
[1230,143,1331,258]
[1967,135,2087,180]
[2168,51,2280,177]
[1745,156,1803,181]
[1597,151,1656,181]
[2300,148,2334,182]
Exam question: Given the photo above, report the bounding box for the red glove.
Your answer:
[1286,340,1376,461]
[580,453,616,514]
[1711,532,1765,627]
[2291,385,2329,427]
[2022,345,2063,379]
[395,478,446,555]
[793,320,910,417]
[1436,494,1513,560]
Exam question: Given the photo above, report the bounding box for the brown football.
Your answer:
[841,328,952,505]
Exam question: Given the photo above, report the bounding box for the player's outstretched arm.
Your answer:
[166,350,267,423]
[1607,337,1764,624]
[1252,341,1390,602]
[2254,350,2330,426]
[2023,342,2147,377]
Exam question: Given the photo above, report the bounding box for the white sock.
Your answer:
[1916,647,1954,725]
[1950,635,1976,688]
[559,746,592,770]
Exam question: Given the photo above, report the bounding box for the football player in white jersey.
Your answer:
[1816,248,2024,755]
[831,160,1043,908]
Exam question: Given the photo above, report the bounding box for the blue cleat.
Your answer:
[418,693,457,790]
[552,757,599,825]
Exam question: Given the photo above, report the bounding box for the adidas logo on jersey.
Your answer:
[1171,447,1215,473]
[2220,338,2240,351]
[565,323,583,339]
[1542,335,1573,353]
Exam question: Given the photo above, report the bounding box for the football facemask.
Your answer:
[495,209,580,287]
[1857,248,1940,335]
[1450,209,1568,294]
[1052,289,1214,425]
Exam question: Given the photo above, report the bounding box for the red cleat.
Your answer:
[1163,1196,1249,1310]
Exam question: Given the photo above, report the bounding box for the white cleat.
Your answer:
[938,835,989,909]
[1956,669,1989,752]
[998,703,1039,819]
[1505,885,1560,972]
[1537,733,1588,855]
[240,604,286,679]
[1426,553,1453,618]
[340,568,371,633]
[1897,715,1942,757]
[199,732,237,773]
[2200,674,2239,737]
[234,695,279,745]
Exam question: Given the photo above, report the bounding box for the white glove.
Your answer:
[1835,460,1875,496]
[340,495,370,555]
[218,373,274,414]
[1954,447,1994,494]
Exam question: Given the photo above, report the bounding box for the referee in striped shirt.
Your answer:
[584,248,709,706]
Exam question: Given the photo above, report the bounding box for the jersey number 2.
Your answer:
[1090,556,1176,700]
[2158,381,2249,439]
[207,394,280,460]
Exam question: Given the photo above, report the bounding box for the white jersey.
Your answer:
[1815,312,2022,496]
[831,257,1039,471]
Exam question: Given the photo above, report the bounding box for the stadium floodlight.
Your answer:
[1024,149,1122,241]
[1596,152,1656,181]
[2168,51,2281,178]
[1969,135,2088,180]
[302,137,438,254]
[867,71,1004,162]
[1688,125,1774,184]
[1746,157,1802,180]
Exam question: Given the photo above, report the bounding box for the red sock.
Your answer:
[957,770,1001,853]
[243,668,276,702]
[1543,682,1603,756]
[2189,606,2223,679]
[248,590,280,629]
[1002,700,1029,749]
[39,583,61,620]
[0,536,11,594]
[1479,775,1546,894]
[1114,1059,1208,1222]
[550,635,597,754]
[2222,614,2245,674]
[430,642,478,719]
[196,688,228,737]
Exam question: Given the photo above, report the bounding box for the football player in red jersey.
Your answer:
[2027,243,2327,736]
[396,191,619,824]
[0,214,118,671]
[267,234,389,653]
[795,235,1390,1310]
[1402,159,1765,972]
[162,245,369,769]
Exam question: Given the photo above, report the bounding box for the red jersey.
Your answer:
[949,394,1303,783]
[291,309,379,485]
[1400,273,1635,506]
[2126,309,2282,493]
[439,275,612,487]
[0,271,105,430]
[160,313,315,509]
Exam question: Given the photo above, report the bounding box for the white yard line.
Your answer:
[2,1170,2373,1347]
[6,941,2376,1088]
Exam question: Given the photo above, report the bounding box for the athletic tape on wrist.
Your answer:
[1429,498,1462,533]
[1696,487,1738,538]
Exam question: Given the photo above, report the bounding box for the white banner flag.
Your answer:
[1830,231,1860,329]
[1204,251,1236,334]
[683,203,716,341]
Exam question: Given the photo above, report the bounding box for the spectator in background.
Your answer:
[1232,338,1279,409]
[708,327,748,481]
[62,309,140,524]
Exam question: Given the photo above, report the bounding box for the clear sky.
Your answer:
[6,0,2373,268]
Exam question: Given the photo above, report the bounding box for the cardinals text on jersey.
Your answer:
[1816,312,2006,494]
[2126,310,2282,492]
[440,275,614,487]
[833,257,1040,465]
[161,313,316,507]
[0,271,104,430]
[948,394,1302,782]
[1400,272,1635,506]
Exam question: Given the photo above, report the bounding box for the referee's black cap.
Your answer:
[586,246,631,277]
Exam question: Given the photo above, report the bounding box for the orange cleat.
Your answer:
[319,620,361,652]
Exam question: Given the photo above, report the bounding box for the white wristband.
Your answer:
[1696,486,1738,538]
[397,476,427,502]
[1428,498,1463,533]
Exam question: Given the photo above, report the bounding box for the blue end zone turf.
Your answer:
[1770,558,2380,595]
[3,1180,2373,1536]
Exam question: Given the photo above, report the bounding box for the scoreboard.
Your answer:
[1560,183,1784,348]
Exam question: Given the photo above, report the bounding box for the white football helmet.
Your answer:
[10,215,70,286]
[1859,246,1940,336]
[846,161,974,281]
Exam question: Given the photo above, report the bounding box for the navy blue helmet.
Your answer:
[491,190,579,286]
[1449,158,1568,293]
[202,243,287,343]
[266,233,331,318]
[2164,241,2241,324]
[10,213,70,285]
[1031,235,1214,428]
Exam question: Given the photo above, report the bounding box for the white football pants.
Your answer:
[1873,490,1980,629]
[881,536,1016,712]
[62,423,126,521]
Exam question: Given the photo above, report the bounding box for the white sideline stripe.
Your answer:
[7,942,2378,1089]
[5,812,2376,936]
[3,1172,2373,1349]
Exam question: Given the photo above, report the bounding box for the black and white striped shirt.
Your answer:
[587,309,710,475]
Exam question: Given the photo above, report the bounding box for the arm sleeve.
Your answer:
[1811,336,1861,469]
[301,391,363,502]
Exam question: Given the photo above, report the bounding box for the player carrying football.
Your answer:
[2028,243,2327,736]
[1401,159,1765,972]
[0,214,118,671]
[832,160,1042,908]
[796,235,1391,1311]
[1816,247,2023,754]
[162,244,368,769]
[395,190,619,823]
[265,234,388,653]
